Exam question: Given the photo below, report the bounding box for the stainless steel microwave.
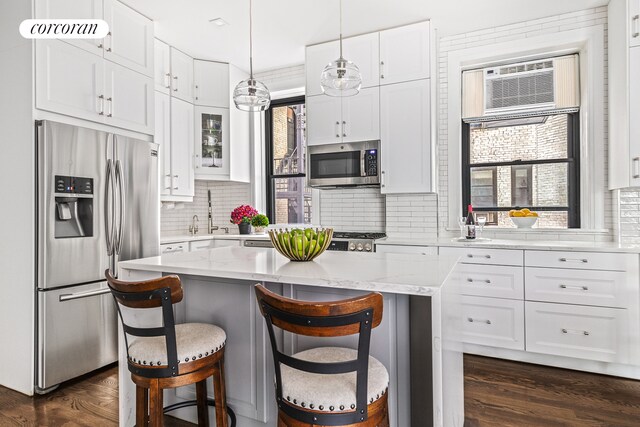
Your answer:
[307,140,380,188]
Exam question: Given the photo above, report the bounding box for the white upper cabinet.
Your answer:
[170,48,194,103]
[380,79,432,194]
[630,47,640,187]
[194,60,230,108]
[630,0,640,47]
[154,92,172,197]
[154,39,171,94]
[170,97,195,197]
[194,106,230,177]
[306,95,342,145]
[305,41,339,97]
[342,32,380,89]
[103,0,153,77]
[35,0,103,54]
[379,21,430,85]
[36,39,153,134]
[104,60,153,134]
[36,39,104,123]
[342,87,380,143]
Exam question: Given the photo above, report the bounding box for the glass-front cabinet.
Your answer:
[194,106,230,178]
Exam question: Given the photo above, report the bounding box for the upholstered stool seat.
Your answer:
[129,323,227,366]
[281,347,389,413]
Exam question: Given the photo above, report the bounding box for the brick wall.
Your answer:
[161,180,252,235]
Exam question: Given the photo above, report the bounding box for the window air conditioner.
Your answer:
[462,55,580,120]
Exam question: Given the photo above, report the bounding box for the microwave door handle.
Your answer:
[360,150,367,177]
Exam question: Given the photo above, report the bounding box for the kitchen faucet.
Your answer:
[189,215,199,235]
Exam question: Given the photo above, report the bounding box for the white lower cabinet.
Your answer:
[451,263,524,300]
[525,302,631,364]
[460,295,525,350]
[189,240,214,251]
[439,247,524,266]
[211,239,241,248]
[160,242,188,254]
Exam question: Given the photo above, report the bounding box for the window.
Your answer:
[462,113,580,228]
[265,96,311,224]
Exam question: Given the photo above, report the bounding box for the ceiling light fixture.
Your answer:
[209,18,228,27]
[233,0,270,112]
[320,0,362,97]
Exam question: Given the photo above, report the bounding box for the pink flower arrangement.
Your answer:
[230,205,258,225]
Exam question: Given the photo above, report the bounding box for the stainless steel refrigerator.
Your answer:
[35,120,159,392]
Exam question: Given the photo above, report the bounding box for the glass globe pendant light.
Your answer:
[320,0,362,97]
[233,0,270,111]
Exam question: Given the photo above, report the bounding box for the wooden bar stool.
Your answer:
[106,270,233,427]
[254,284,389,427]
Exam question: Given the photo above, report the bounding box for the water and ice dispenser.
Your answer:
[54,175,94,238]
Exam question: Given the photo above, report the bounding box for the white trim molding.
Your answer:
[445,25,606,231]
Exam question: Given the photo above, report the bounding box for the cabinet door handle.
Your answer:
[195,154,200,168]
[98,94,105,115]
[165,73,171,89]
[335,121,340,138]
[195,84,199,100]
[561,328,590,336]
[467,317,491,325]
[633,15,640,38]
[559,284,588,291]
[467,254,491,259]
[380,170,385,188]
[173,76,179,92]
[106,32,112,52]
[106,97,113,117]
[380,60,385,79]
[558,257,587,263]
[633,157,640,179]
[164,174,171,190]
[342,120,346,137]
[467,278,491,284]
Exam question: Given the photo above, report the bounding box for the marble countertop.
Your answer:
[161,233,270,244]
[119,247,460,296]
[376,237,640,253]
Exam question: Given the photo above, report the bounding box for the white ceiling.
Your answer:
[123,0,608,73]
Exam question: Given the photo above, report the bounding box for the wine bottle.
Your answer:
[465,204,476,240]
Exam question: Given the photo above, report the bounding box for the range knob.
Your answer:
[356,243,364,251]
[349,243,356,251]
[364,243,372,252]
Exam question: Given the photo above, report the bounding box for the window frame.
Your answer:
[461,112,581,228]
[264,95,307,224]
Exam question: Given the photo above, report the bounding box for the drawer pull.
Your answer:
[467,254,491,259]
[467,317,491,325]
[467,278,491,284]
[561,328,590,336]
[559,257,588,263]
[559,284,588,291]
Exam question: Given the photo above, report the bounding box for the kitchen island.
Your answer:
[118,247,464,427]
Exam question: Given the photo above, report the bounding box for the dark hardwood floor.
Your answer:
[0,355,639,426]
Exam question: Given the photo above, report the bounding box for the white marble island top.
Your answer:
[119,247,460,296]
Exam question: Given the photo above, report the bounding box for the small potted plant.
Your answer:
[251,214,269,234]
[230,205,258,235]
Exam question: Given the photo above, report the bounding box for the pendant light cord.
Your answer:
[339,0,343,58]
[249,0,254,79]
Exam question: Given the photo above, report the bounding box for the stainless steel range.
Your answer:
[326,232,387,253]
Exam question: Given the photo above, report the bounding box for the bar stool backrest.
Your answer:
[254,284,383,426]
[105,270,184,379]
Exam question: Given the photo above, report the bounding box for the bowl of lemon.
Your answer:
[509,208,539,228]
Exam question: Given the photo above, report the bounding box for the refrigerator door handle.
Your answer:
[104,158,115,256]
[115,158,125,255]
[59,287,111,302]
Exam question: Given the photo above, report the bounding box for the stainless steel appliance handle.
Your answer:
[115,158,125,255]
[105,159,115,256]
[59,287,111,302]
[360,150,366,177]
